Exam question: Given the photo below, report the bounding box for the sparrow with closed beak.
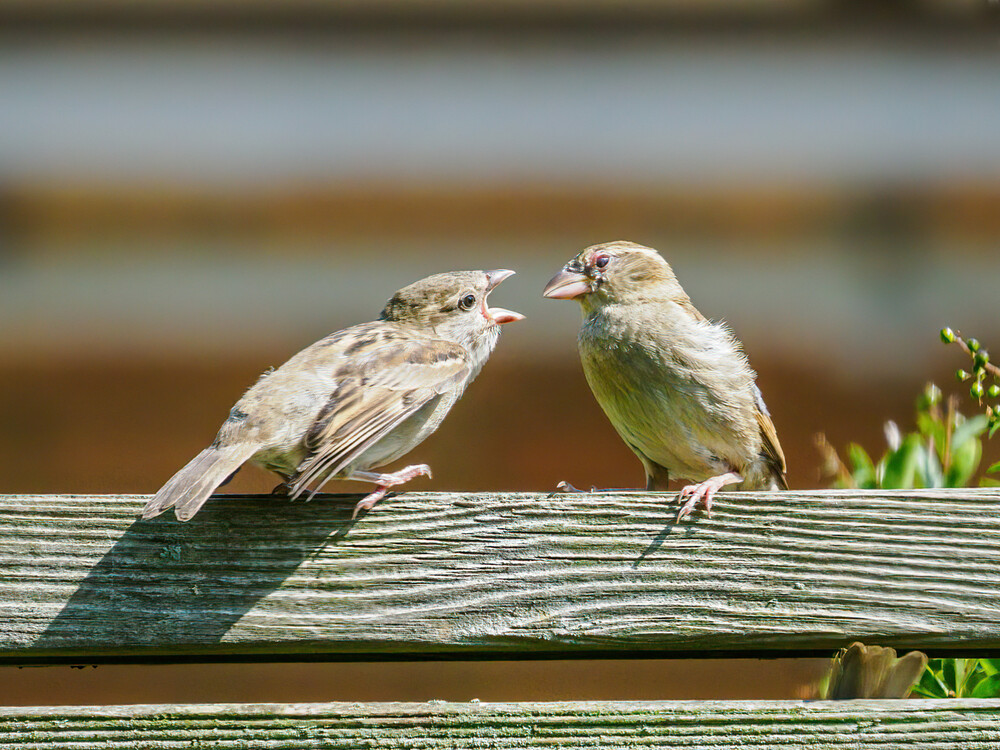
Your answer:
[143,270,524,522]
[543,241,786,519]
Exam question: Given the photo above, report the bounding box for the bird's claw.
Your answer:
[676,482,717,521]
[352,488,387,519]
[675,472,742,521]
[349,463,432,519]
[391,464,432,484]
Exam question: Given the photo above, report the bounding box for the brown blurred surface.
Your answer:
[2,659,827,707]
[5,356,996,497]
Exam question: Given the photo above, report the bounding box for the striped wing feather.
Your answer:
[290,338,469,497]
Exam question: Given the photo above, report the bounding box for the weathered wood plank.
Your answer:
[2,490,1000,662]
[3,700,999,749]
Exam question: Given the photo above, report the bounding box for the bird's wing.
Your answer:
[753,384,788,488]
[289,336,469,497]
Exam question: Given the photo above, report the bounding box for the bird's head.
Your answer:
[542,241,682,308]
[381,269,524,351]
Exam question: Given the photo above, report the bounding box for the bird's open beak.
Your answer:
[484,269,525,325]
[486,269,515,291]
[542,267,592,299]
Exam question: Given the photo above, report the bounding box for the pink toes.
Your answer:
[675,472,743,521]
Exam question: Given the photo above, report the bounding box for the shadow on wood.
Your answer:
[5,490,1000,663]
[35,495,361,659]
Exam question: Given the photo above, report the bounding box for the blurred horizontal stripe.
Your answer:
[1,39,998,184]
[4,182,999,243]
[2,236,997,379]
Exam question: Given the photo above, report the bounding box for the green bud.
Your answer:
[968,337,981,352]
[941,327,956,343]
[971,381,985,400]
[957,369,970,382]
[975,351,990,369]
[923,383,942,407]
[989,385,1000,399]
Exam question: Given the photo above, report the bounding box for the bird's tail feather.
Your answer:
[142,443,258,522]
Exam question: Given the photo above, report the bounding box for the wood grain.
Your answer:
[3,490,1000,663]
[3,700,999,749]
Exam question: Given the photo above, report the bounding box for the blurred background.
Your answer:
[2,0,999,706]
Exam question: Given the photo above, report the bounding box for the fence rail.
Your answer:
[4,699,1000,749]
[3,489,999,664]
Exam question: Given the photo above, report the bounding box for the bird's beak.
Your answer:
[542,267,592,300]
[484,269,525,325]
[488,307,525,325]
[485,269,516,291]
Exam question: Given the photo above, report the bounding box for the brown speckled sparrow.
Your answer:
[143,270,524,522]
[543,241,786,519]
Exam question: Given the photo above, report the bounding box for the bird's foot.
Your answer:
[379,463,432,486]
[348,464,432,518]
[352,486,389,519]
[676,471,743,521]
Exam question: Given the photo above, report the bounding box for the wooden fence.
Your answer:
[2,489,999,746]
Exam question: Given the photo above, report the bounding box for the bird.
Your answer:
[142,269,524,522]
[542,241,786,519]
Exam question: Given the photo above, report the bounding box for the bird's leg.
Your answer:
[346,464,432,518]
[676,471,743,520]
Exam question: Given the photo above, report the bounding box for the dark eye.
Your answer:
[459,293,477,310]
[594,254,610,269]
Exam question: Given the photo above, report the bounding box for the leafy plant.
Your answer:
[912,658,1000,699]
[816,382,992,490]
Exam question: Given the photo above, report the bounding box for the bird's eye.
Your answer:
[459,293,477,310]
[594,254,610,269]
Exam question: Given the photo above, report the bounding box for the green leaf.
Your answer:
[847,443,874,472]
[952,414,989,452]
[970,675,1000,698]
[847,443,876,487]
[987,461,1000,475]
[942,658,958,693]
[918,439,945,488]
[960,662,987,697]
[947,432,983,487]
[912,661,950,698]
[981,659,1000,676]
[881,434,924,489]
[917,412,945,454]
[874,454,886,488]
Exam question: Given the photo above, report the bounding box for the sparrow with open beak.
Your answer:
[143,269,524,521]
[543,241,786,519]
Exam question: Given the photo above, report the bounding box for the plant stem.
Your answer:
[953,332,1000,378]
